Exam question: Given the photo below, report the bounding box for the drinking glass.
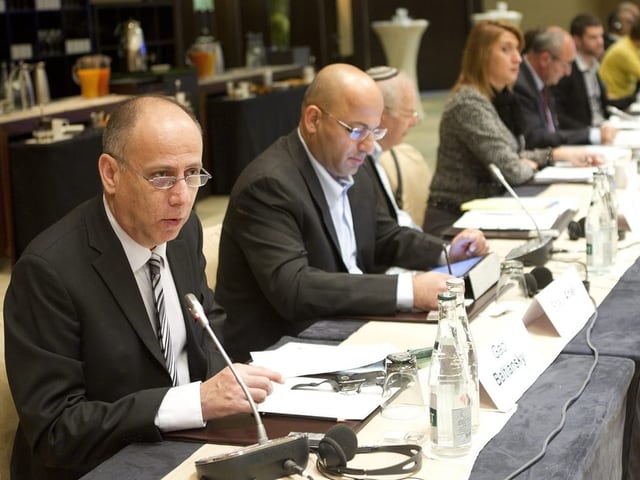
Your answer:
[494,259,529,315]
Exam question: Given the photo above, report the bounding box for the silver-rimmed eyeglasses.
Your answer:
[123,161,212,190]
[317,106,387,141]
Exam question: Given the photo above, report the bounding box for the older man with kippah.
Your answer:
[362,66,423,230]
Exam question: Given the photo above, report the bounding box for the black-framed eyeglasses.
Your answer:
[117,157,212,190]
[317,106,387,141]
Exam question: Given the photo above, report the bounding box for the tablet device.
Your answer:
[430,255,484,277]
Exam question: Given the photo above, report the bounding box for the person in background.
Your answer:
[363,66,422,230]
[3,95,282,480]
[599,18,640,110]
[604,1,640,49]
[424,21,600,236]
[215,63,489,361]
[514,26,617,148]
[552,14,615,130]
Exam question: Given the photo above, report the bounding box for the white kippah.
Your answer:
[366,66,399,81]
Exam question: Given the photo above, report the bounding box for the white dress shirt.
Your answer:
[103,196,205,431]
[371,142,422,230]
[297,130,414,310]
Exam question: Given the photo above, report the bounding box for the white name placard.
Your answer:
[523,268,594,339]
[473,268,594,412]
[473,313,537,412]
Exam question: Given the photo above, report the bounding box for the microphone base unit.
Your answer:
[195,433,309,480]
[505,236,554,266]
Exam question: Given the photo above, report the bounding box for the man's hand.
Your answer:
[600,124,618,145]
[552,146,604,167]
[412,271,452,311]
[449,229,489,262]
[200,364,283,420]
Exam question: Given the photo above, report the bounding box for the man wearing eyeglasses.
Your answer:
[514,25,617,148]
[4,95,282,479]
[216,63,488,362]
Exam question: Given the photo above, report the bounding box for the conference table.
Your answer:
[81,180,640,480]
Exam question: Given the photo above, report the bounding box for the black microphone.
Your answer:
[316,424,422,477]
[530,265,553,290]
[184,293,309,480]
[524,266,554,297]
[488,163,554,266]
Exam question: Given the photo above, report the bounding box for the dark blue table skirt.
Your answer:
[80,440,202,480]
[80,355,634,480]
[563,256,640,480]
[470,354,634,480]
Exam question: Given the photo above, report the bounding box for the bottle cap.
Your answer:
[437,292,456,301]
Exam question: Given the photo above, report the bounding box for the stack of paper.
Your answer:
[532,165,596,184]
[251,342,396,420]
[453,197,577,232]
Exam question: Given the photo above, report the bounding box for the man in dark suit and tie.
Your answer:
[552,14,618,132]
[3,95,282,479]
[514,26,617,148]
[215,63,489,362]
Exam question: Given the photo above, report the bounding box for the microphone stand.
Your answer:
[184,294,310,480]
[488,164,554,266]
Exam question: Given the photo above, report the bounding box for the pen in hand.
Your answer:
[442,243,453,275]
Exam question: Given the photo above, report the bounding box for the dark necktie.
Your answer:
[148,252,178,386]
[541,87,555,132]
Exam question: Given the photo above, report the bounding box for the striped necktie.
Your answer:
[148,252,178,386]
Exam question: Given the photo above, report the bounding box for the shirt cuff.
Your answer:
[396,272,414,311]
[589,127,601,145]
[155,381,206,432]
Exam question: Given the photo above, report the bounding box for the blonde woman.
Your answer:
[424,21,598,235]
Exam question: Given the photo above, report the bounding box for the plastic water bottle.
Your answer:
[586,170,617,274]
[429,292,471,457]
[446,277,479,433]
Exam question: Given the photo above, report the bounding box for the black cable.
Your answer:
[617,240,640,251]
[284,459,315,480]
[501,295,600,480]
[315,458,426,480]
[548,256,590,292]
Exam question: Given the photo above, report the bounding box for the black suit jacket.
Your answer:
[363,155,398,223]
[215,131,444,361]
[514,62,591,147]
[551,60,609,129]
[4,196,225,479]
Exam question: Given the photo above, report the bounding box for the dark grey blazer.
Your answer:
[4,195,225,479]
[216,130,444,361]
[514,62,591,148]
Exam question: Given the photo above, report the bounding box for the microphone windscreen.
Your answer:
[530,266,553,290]
[324,424,358,460]
[524,272,538,297]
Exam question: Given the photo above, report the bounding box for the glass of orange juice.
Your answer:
[97,54,111,96]
[72,55,104,98]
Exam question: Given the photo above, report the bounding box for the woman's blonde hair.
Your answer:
[454,20,524,99]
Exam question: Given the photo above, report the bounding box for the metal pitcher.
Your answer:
[115,19,147,72]
[7,62,35,111]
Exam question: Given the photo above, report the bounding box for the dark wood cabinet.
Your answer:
[92,0,187,74]
[0,2,93,98]
[0,0,191,99]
